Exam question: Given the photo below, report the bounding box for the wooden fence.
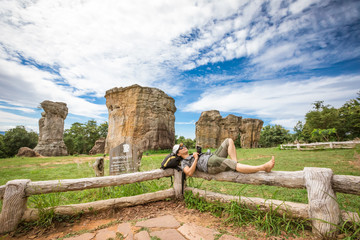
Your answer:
[0,168,359,239]
[281,140,360,150]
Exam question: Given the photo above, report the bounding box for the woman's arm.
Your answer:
[183,152,199,177]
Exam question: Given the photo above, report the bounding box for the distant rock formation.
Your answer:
[196,110,263,149]
[105,85,176,154]
[239,118,264,148]
[17,147,40,157]
[89,138,106,155]
[33,100,68,156]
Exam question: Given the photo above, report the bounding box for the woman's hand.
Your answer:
[184,153,199,177]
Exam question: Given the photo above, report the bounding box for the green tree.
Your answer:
[259,124,292,148]
[338,92,360,140]
[64,120,108,155]
[64,122,86,155]
[175,135,196,149]
[234,134,241,148]
[175,135,186,144]
[2,126,38,157]
[311,128,337,142]
[0,134,7,158]
[98,122,108,137]
[302,102,340,142]
[301,93,360,142]
[293,121,305,142]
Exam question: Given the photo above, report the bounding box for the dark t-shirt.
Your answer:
[181,154,211,173]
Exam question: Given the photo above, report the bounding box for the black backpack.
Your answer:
[160,153,186,194]
[161,153,182,171]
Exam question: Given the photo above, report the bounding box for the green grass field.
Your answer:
[1,147,360,239]
[1,147,360,213]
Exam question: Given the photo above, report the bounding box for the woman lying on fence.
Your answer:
[173,138,275,177]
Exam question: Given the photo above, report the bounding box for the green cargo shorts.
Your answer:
[207,138,237,174]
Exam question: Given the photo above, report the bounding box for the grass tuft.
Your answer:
[184,190,312,237]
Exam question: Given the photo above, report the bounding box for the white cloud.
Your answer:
[176,120,196,125]
[0,0,359,134]
[0,0,251,132]
[0,105,35,114]
[0,0,246,98]
[270,118,303,130]
[1,0,358,95]
[289,0,315,15]
[0,110,38,132]
[248,0,360,77]
[0,57,107,119]
[191,74,237,84]
[184,74,360,129]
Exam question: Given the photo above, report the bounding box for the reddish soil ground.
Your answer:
[0,201,318,240]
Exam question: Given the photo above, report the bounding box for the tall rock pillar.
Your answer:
[196,110,263,149]
[239,118,263,148]
[195,110,223,148]
[105,85,176,154]
[33,100,68,156]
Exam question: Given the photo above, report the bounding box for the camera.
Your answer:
[196,146,202,154]
[194,146,211,157]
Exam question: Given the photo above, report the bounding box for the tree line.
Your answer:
[0,124,196,158]
[1,92,359,157]
[259,92,360,147]
[0,120,108,158]
[0,126,38,158]
[64,120,108,155]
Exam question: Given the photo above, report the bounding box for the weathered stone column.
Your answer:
[93,157,104,177]
[195,110,263,148]
[33,100,68,156]
[239,118,263,148]
[89,138,106,155]
[104,85,176,153]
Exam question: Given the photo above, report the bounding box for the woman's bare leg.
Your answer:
[227,138,238,161]
[235,156,275,173]
[224,138,275,173]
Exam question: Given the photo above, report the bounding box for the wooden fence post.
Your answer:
[304,167,340,238]
[0,179,30,234]
[173,170,184,199]
[93,157,105,177]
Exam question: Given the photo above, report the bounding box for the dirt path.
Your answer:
[1,201,317,240]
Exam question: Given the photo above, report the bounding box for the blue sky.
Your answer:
[0,0,360,139]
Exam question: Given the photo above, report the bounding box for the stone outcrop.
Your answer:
[196,110,263,149]
[239,118,264,148]
[33,100,68,156]
[89,138,106,155]
[105,85,176,154]
[16,147,40,157]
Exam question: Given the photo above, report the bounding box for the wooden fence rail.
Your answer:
[185,187,359,223]
[281,140,360,150]
[191,170,360,195]
[26,168,174,196]
[0,169,181,234]
[191,167,360,238]
[0,167,359,239]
